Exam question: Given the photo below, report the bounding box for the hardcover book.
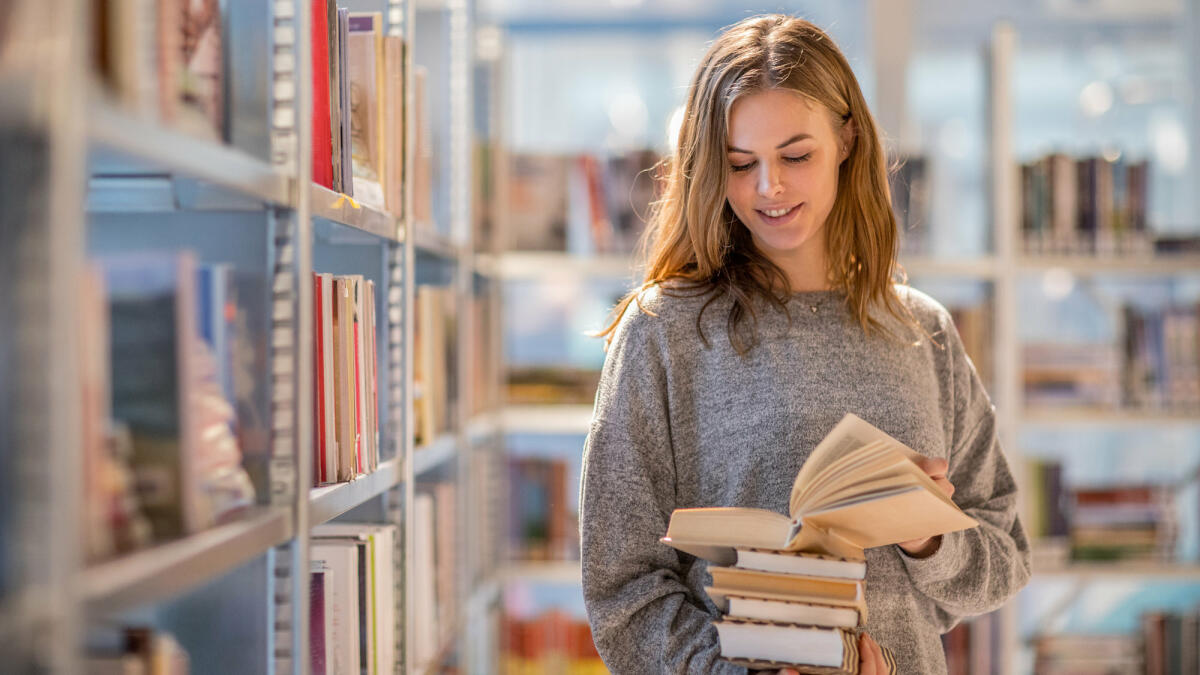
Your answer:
[662,413,979,561]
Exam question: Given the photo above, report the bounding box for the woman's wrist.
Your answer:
[898,535,942,559]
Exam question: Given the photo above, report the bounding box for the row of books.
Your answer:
[309,2,406,214]
[311,272,381,485]
[889,155,932,257]
[501,610,604,675]
[86,625,190,674]
[1033,608,1200,674]
[941,612,1003,675]
[414,285,457,447]
[508,456,577,562]
[91,0,224,140]
[412,483,458,669]
[82,253,256,563]
[310,523,397,675]
[1026,459,1178,565]
[505,151,661,255]
[1020,153,1151,256]
[506,367,601,406]
[468,292,501,417]
[503,298,989,409]
[1023,301,1200,412]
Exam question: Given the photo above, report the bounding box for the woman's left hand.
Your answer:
[897,456,954,557]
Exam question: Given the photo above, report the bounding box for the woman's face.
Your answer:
[724,89,848,270]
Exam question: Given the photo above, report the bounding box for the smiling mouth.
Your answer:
[756,204,801,221]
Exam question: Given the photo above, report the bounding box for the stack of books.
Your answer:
[663,414,979,673]
[706,548,869,673]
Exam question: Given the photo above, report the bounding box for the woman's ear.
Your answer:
[839,115,856,163]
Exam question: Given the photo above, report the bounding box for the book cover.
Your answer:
[178,0,223,140]
[311,542,360,674]
[351,276,365,474]
[104,252,204,540]
[310,0,333,188]
[346,12,385,208]
[662,413,978,561]
[320,274,336,481]
[337,8,353,197]
[382,36,406,217]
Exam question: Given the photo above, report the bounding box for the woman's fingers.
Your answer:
[858,632,884,675]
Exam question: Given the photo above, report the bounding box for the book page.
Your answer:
[791,440,895,513]
[790,414,926,515]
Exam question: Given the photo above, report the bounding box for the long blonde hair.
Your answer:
[599,14,909,353]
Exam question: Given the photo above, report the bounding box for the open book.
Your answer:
[661,413,979,560]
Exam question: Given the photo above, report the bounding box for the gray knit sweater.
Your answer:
[579,283,1031,674]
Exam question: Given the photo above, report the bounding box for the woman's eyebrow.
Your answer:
[726,133,814,154]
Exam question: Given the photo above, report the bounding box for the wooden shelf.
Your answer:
[414,224,460,260]
[82,509,291,615]
[499,252,639,280]
[1021,408,1200,427]
[414,434,458,476]
[902,256,1000,279]
[309,457,402,526]
[500,561,583,585]
[88,99,291,207]
[467,411,502,443]
[310,184,400,242]
[502,405,594,435]
[1032,561,1200,580]
[1017,255,1200,275]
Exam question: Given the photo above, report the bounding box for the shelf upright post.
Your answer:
[0,0,87,671]
[401,0,418,669]
[268,0,311,672]
[987,21,1020,675]
[448,0,475,664]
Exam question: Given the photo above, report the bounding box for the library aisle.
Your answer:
[2,0,1199,673]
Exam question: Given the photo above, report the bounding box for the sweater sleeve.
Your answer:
[580,305,745,675]
[897,317,1032,629]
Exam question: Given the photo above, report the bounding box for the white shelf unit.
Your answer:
[0,0,500,671]
[983,22,1200,674]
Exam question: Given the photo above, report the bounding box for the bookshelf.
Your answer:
[0,0,502,671]
[980,20,1200,675]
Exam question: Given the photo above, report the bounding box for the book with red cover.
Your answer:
[311,0,333,188]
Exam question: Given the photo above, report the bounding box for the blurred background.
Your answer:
[1,0,1199,673]
[486,1,1200,673]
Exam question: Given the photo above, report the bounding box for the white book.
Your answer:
[314,523,397,675]
[311,542,360,675]
[715,619,854,670]
[413,493,438,668]
[733,548,865,580]
[352,275,368,474]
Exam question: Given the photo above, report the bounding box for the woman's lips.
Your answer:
[756,203,801,226]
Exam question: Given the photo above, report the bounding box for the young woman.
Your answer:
[580,14,1031,674]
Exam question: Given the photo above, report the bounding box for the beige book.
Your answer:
[662,413,979,561]
[708,567,864,610]
[382,36,406,218]
[334,277,357,480]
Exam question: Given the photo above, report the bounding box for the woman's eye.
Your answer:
[730,161,755,172]
[785,153,812,164]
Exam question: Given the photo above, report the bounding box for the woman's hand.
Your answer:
[857,632,888,675]
[897,456,955,557]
